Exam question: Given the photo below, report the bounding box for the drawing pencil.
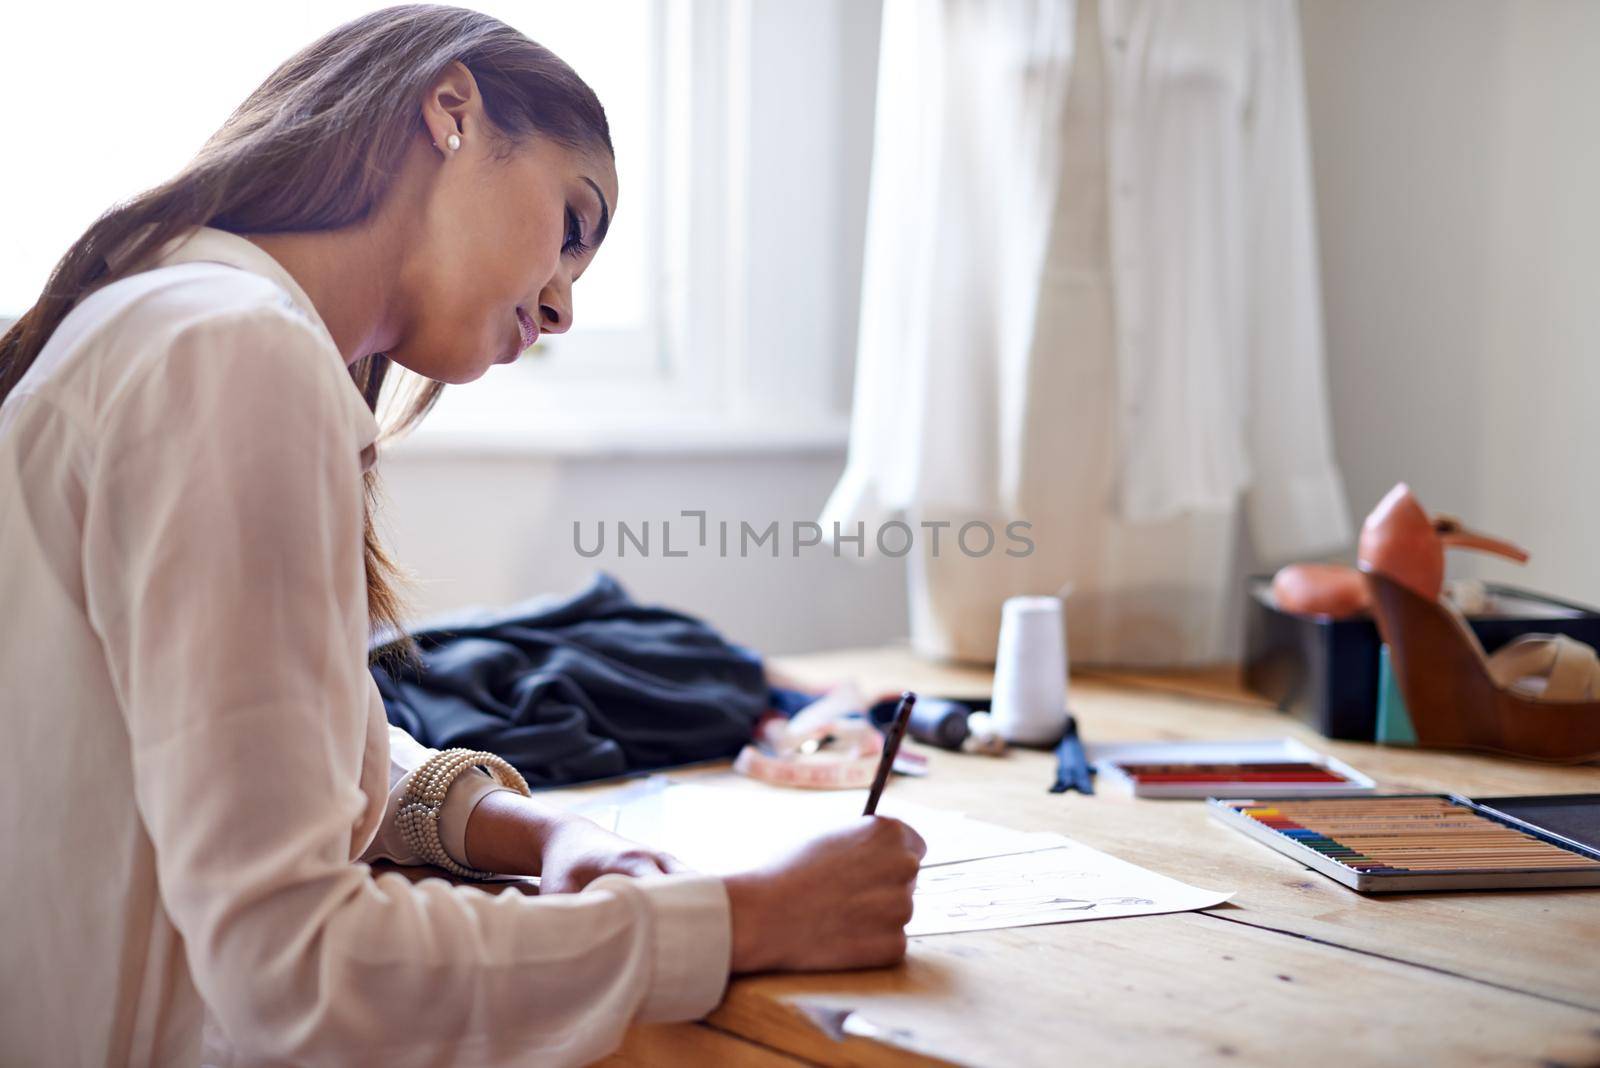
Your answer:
[863,692,916,817]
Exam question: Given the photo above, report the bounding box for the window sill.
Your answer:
[383,415,851,461]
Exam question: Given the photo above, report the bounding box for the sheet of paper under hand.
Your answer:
[906,837,1232,936]
[589,780,1231,934]
[601,780,1061,873]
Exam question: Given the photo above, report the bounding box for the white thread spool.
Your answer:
[991,595,1070,746]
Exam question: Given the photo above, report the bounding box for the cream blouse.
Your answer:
[0,227,731,1066]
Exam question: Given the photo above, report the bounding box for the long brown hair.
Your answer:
[0,5,610,657]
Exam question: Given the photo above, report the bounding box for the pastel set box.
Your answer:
[1242,577,1600,740]
[1209,793,1600,893]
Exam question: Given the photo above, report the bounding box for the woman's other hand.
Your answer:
[535,817,687,894]
[461,791,684,888]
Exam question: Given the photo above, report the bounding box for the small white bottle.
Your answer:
[990,595,1070,746]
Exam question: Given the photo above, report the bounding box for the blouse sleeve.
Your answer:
[80,307,731,1066]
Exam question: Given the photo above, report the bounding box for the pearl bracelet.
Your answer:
[397,749,531,880]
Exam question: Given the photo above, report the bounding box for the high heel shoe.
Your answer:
[1358,483,1600,763]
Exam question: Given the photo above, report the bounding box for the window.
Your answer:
[4,0,871,449]
[4,1,661,366]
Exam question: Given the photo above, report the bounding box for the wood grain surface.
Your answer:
[557,647,1600,1067]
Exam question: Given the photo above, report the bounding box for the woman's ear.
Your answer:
[420,61,484,157]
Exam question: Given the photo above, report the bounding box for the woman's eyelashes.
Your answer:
[563,206,590,257]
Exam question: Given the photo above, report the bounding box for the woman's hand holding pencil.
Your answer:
[723,693,925,972]
[723,815,927,972]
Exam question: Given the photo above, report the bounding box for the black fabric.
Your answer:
[371,573,772,788]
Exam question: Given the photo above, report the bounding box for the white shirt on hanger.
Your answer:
[826,0,1350,664]
[0,227,730,1067]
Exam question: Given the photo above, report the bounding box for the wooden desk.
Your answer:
[559,647,1600,1067]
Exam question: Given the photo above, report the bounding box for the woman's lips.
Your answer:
[515,306,539,351]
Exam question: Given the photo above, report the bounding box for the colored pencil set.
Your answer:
[1117,762,1351,786]
[1087,739,1377,798]
[1209,794,1600,892]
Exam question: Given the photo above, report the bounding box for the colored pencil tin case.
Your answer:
[1242,578,1600,742]
[1208,793,1600,893]
[1087,738,1375,799]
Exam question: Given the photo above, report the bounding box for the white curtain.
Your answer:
[823,0,1351,665]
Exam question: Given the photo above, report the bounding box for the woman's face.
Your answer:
[390,72,617,384]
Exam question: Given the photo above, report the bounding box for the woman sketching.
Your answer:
[0,6,924,1064]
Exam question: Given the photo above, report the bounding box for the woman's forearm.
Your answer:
[461,790,566,876]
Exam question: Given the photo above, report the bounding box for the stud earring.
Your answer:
[446,133,462,151]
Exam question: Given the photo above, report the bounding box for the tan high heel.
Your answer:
[1359,483,1600,763]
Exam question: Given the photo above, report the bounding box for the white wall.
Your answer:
[378,0,900,655]
[377,447,905,653]
[385,0,1600,659]
[1302,0,1600,604]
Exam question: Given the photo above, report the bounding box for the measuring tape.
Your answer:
[736,684,945,789]
[733,727,885,789]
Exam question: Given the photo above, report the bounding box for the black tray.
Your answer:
[1243,578,1600,740]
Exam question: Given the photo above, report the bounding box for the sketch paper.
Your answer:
[583,780,1231,935]
[906,839,1232,936]
[597,780,1061,873]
